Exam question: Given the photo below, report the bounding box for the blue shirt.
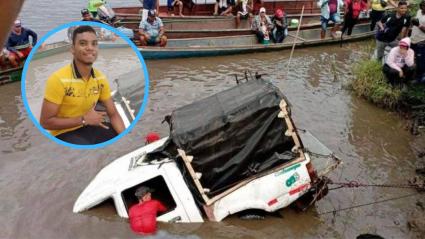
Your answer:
[143,0,157,10]
[7,27,38,53]
[139,17,163,37]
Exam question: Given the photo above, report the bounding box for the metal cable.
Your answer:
[318,192,421,215]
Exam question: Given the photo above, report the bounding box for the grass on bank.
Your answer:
[350,0,425,110]
[352,59,425,109]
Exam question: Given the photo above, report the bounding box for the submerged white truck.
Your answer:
[73,78,340,222]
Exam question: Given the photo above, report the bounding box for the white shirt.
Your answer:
[411,10,425,44]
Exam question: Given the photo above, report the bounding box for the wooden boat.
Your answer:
[119,13,329,31]
[148,19,370,39]
[139,22,374,59]
[113,0,321,19]
[0,39,134,85]
[0,41,72,85]
[118,11,323,25]
[0,66,22,85]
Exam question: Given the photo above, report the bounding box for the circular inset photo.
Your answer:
[22,21,149,149]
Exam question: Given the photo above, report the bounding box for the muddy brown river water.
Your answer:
[1,42,424,239]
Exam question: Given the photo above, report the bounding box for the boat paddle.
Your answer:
[287,5,305,70]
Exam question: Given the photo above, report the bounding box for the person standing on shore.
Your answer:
[411,0,425,83]
[374,0,410,61]
[369,0,397,31]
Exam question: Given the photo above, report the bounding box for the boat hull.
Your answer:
[140,23,374,60]
[113,1,321,17]
[0,67,22,85]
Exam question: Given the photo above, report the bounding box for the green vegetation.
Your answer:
[351,59,425,110]
[410,0,420,16]
[352,59,401,108]
[351,0,425,110]
[351,56,425,109]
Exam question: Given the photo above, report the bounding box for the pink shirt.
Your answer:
[329,0,338,14]
[386,46,415,72]
[345,0,367,19]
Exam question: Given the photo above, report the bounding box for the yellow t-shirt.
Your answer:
[372,0,387,11]
[43,63,111,136]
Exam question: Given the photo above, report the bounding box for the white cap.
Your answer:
[259,7,266,13]
[14,19,22,26]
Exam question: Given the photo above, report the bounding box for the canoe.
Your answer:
[154,19,370,39]
[118,12,324,27]
[113,0,321,18]
[0,39,132,85]
[139,22,374,59]
[119,13,334,32]
[0,66,22,85]
[0,41,73,85]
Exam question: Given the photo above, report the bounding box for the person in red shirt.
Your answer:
[129,186,167,235]
[341,0,367,36]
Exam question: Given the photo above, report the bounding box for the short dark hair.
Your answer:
[398,0,408,6]
[72,25,97,44]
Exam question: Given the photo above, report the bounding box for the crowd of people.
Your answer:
[132,0,425,84]
[377,0,425,85]
[2,0,425,84]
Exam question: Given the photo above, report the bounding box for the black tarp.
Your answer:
[148,79,297,198]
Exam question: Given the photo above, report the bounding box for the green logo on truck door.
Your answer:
[274,163,301,177]
[286,172,300,187]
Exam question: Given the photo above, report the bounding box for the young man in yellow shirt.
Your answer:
[40,25,125,145]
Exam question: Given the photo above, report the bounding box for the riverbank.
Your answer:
[350,38,425,137]
[351,58,425,109]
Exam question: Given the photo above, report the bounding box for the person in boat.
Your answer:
[0,0,25,49]
[167,0,184,17]
[6,20,37,67]
[375,0,410,61]
[87,0,106,18]
[139,0,160,22]
[410,0,425,83]
[81,8,135,40]
[382,37,415,86]
[317,0,344,39]
[251,7,272,43]
[214,0,236,16]
[0,48,10,68]
[129,186,167,235]
[81,8,103,23]
[370,0,397,31]
[340,0,368,37]
[139,10,167,47]
[40,25,125,145]
[235,0,253,29]
[270,8,288,43]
